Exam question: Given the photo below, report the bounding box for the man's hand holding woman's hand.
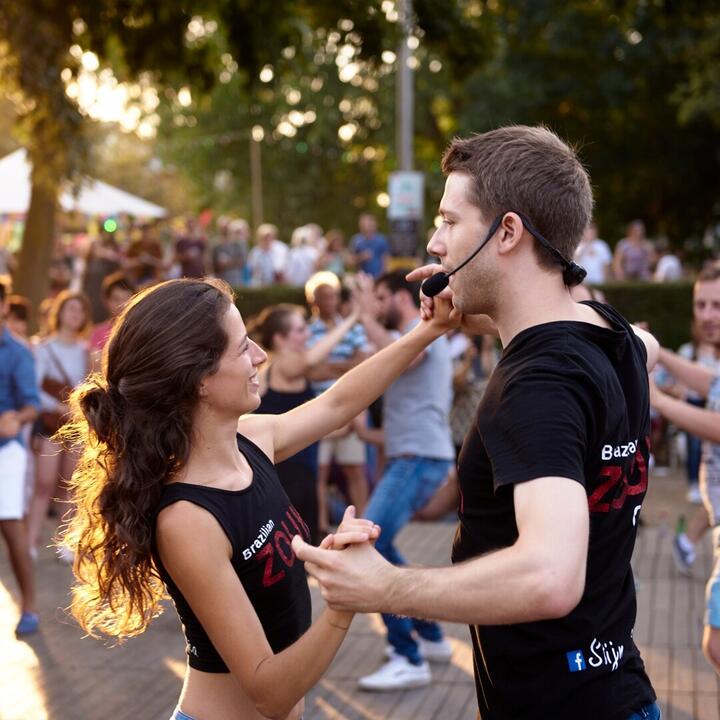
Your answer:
[318,505,380,550]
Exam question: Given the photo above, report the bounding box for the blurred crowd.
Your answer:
[574,219,687,284]
[0,208,713,656]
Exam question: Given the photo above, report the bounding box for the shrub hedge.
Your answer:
[234,280,695,351]
[598,281,693,350]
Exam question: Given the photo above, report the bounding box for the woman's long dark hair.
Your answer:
[59,278,234,639]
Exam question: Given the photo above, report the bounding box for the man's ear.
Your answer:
[495,212,525,257]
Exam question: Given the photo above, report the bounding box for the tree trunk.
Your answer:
[15,176,57,324]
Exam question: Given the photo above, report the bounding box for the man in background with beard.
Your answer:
[352,270,456,691]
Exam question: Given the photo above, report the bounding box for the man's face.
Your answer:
[693,279,720,345]
[314,284,339,317]
[426,172,499,315]
[105,287,133,318]
[359,215,376,235]
[374,282,401,330]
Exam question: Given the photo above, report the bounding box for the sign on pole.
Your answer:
[388,171,424,256]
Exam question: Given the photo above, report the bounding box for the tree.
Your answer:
[0,1,484,307]
[453,1,720,246]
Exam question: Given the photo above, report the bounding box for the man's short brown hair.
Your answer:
[697,261,720,284]
[441,126,593,271]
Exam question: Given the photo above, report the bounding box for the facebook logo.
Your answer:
[566,650,587,672]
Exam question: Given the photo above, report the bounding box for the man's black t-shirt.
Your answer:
[452,302,656,719]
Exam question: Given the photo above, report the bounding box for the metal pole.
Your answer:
[396,0,414,171]
[249,131,264,229]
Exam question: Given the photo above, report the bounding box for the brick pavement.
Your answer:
[1,469,718,719]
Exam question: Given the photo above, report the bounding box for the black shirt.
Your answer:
[152,433,312,672]
[452,302,655,719]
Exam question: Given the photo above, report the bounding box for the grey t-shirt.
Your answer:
[383,318,455,460]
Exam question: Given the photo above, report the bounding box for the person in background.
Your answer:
[304,222,326,253]
[613,219,654,281]
[6,294,32,345]
[655,265,720,579]
[247,224,288,287]
[27,291,90,560]
[305,272,371,532]
[0,281,40,635]
[351,271,456,690]
[676,319,720,505]
[350,214,390,279]
[175,217,208,279]
[253,303,361,543]
[127,223,165,289]
[88,273,136,369]
[212,218,248,287]
[318,229,347,277]
[650,350,720,675]
[573,221,612,285]
[82,232,123,324]
[286,226,319,288]
[653,238,683,282]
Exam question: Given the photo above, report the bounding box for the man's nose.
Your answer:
[426,228,445,257]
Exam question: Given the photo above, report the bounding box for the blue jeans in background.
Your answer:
[364,456,453,665]
[627,702,662,719]
[686,397,705,485]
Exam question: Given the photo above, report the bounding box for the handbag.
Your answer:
[39,344,73,435]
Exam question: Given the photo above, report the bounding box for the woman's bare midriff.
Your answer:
[177,666,304,720]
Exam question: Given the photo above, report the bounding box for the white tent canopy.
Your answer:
[0,148,166,218]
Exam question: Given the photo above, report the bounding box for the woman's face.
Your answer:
[59,298,87,334]
[202,304,267,416]
[283,311,309,353]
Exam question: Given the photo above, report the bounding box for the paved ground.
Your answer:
[1,468,719,720]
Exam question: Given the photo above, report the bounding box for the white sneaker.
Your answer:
[417,636,453,663]
[687,484,703,505]
[358,655,431,691]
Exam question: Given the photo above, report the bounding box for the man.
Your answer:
[295,126,660,719]
[0,281,40,635]
[613,219,654,281]
[574,221,612,284]
[212,217,249,287]
[305,272,371,531]
[650,262,720,675]
[88,273,135,369]
[247,223,288,286]
[350,271,455,690]
[350,213,390,279]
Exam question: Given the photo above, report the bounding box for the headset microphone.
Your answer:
[421,212,587,298]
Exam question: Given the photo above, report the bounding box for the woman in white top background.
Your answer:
[27,290,90,558]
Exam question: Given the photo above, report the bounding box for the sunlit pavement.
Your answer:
[1,468,718,719]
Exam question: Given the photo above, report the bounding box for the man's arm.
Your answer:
[294,475,588,624]
[657,346,715,398]
[651,379,720,443]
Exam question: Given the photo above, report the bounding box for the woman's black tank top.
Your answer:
[151,433,312,673]
[257,365,317,471]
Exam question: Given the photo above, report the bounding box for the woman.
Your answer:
[253,303,360,544]
[27,290,90,557]
[59,278,453,720]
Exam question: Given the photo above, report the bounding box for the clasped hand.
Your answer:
[291,506,395,613]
